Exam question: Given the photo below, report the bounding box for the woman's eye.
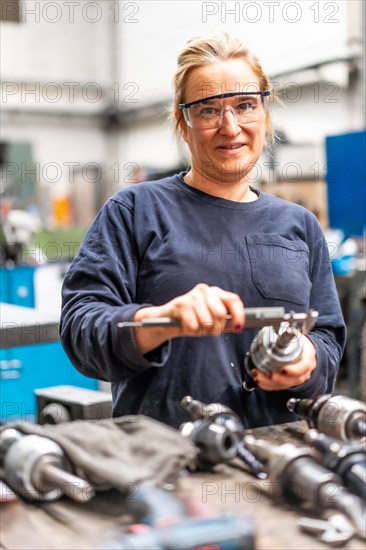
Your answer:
[237,103,255,112]
[200,107,218,117]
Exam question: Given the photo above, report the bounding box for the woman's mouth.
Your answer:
[217,143,246,153]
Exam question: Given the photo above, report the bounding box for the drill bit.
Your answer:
[236,442,268,480]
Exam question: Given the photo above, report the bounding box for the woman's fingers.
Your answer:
[218,289,246,331]
[251,337,317,390]
[133,284,244,354]
[168,284,245,336]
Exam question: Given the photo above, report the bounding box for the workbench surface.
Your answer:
[0,422,363,550]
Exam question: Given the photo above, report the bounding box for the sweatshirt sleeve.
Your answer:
[59,198,171,383]
[286,227,346,399]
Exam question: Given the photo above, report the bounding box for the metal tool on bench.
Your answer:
[242,310,318,391]
[244,435,366,540]
[118,306,316,331]
[180,396,267,479]
[297,514,355,546]
[304,429,366,499]
[0,428,95,502]
[287,394,366,442]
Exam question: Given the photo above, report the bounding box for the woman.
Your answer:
[60,33,346,429]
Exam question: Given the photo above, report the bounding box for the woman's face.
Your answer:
[181,59,267,184]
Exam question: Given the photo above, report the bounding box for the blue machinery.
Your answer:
[0,265,98,422]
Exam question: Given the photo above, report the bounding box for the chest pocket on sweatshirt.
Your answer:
[245,235,311,306]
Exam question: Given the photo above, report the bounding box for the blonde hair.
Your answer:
[172,32,275,148]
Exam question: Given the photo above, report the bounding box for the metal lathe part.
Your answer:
[287,395,366,442]
[275,325,299,349]
[331,489,366,539]
[180,418,240,467]
[297,514,355,546]
[304,429,366,499]
[118,308,319,330]
[181,397,267,478]
[236,442,267,480]
[181,396,205,420]
[181,396,237,421]
[243,436,366,538]
[243,436,339,503]
[243,326,302,392]
[0,429,95,502]
[180,397,245,468]
[354,419,366,438]
[248,324,302,374]
[0,428,23,474]
[286,397,299,413]
[37,462,95,502]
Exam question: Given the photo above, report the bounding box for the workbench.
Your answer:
[0,421,363,550]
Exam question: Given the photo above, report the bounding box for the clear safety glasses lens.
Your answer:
[183,93,269,130]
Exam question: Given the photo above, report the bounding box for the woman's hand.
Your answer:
[251,335,317,391]
[133,283,245,355]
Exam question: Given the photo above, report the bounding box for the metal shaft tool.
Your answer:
[242,310,318,391]
[180,397,243,468]
[0,428,95,502]
[297,514,355,546]
[287,394,366,442]
[304,429,366,499]
[244,435,366,540]
[118,307,317,331]
[180,397,267,478]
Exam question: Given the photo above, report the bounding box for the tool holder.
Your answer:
[242,310,318,392]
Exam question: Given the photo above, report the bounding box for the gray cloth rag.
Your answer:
[11,416,197,493]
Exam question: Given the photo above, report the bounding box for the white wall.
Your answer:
[0,0,114,212]
[1,0,114,84]
[118,1,352,92]
[116,118,181,174]
[1,113,107,191]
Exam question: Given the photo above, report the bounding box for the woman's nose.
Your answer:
[219,107,241,135]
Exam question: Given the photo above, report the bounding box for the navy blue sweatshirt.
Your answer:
[60,173,346,429]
